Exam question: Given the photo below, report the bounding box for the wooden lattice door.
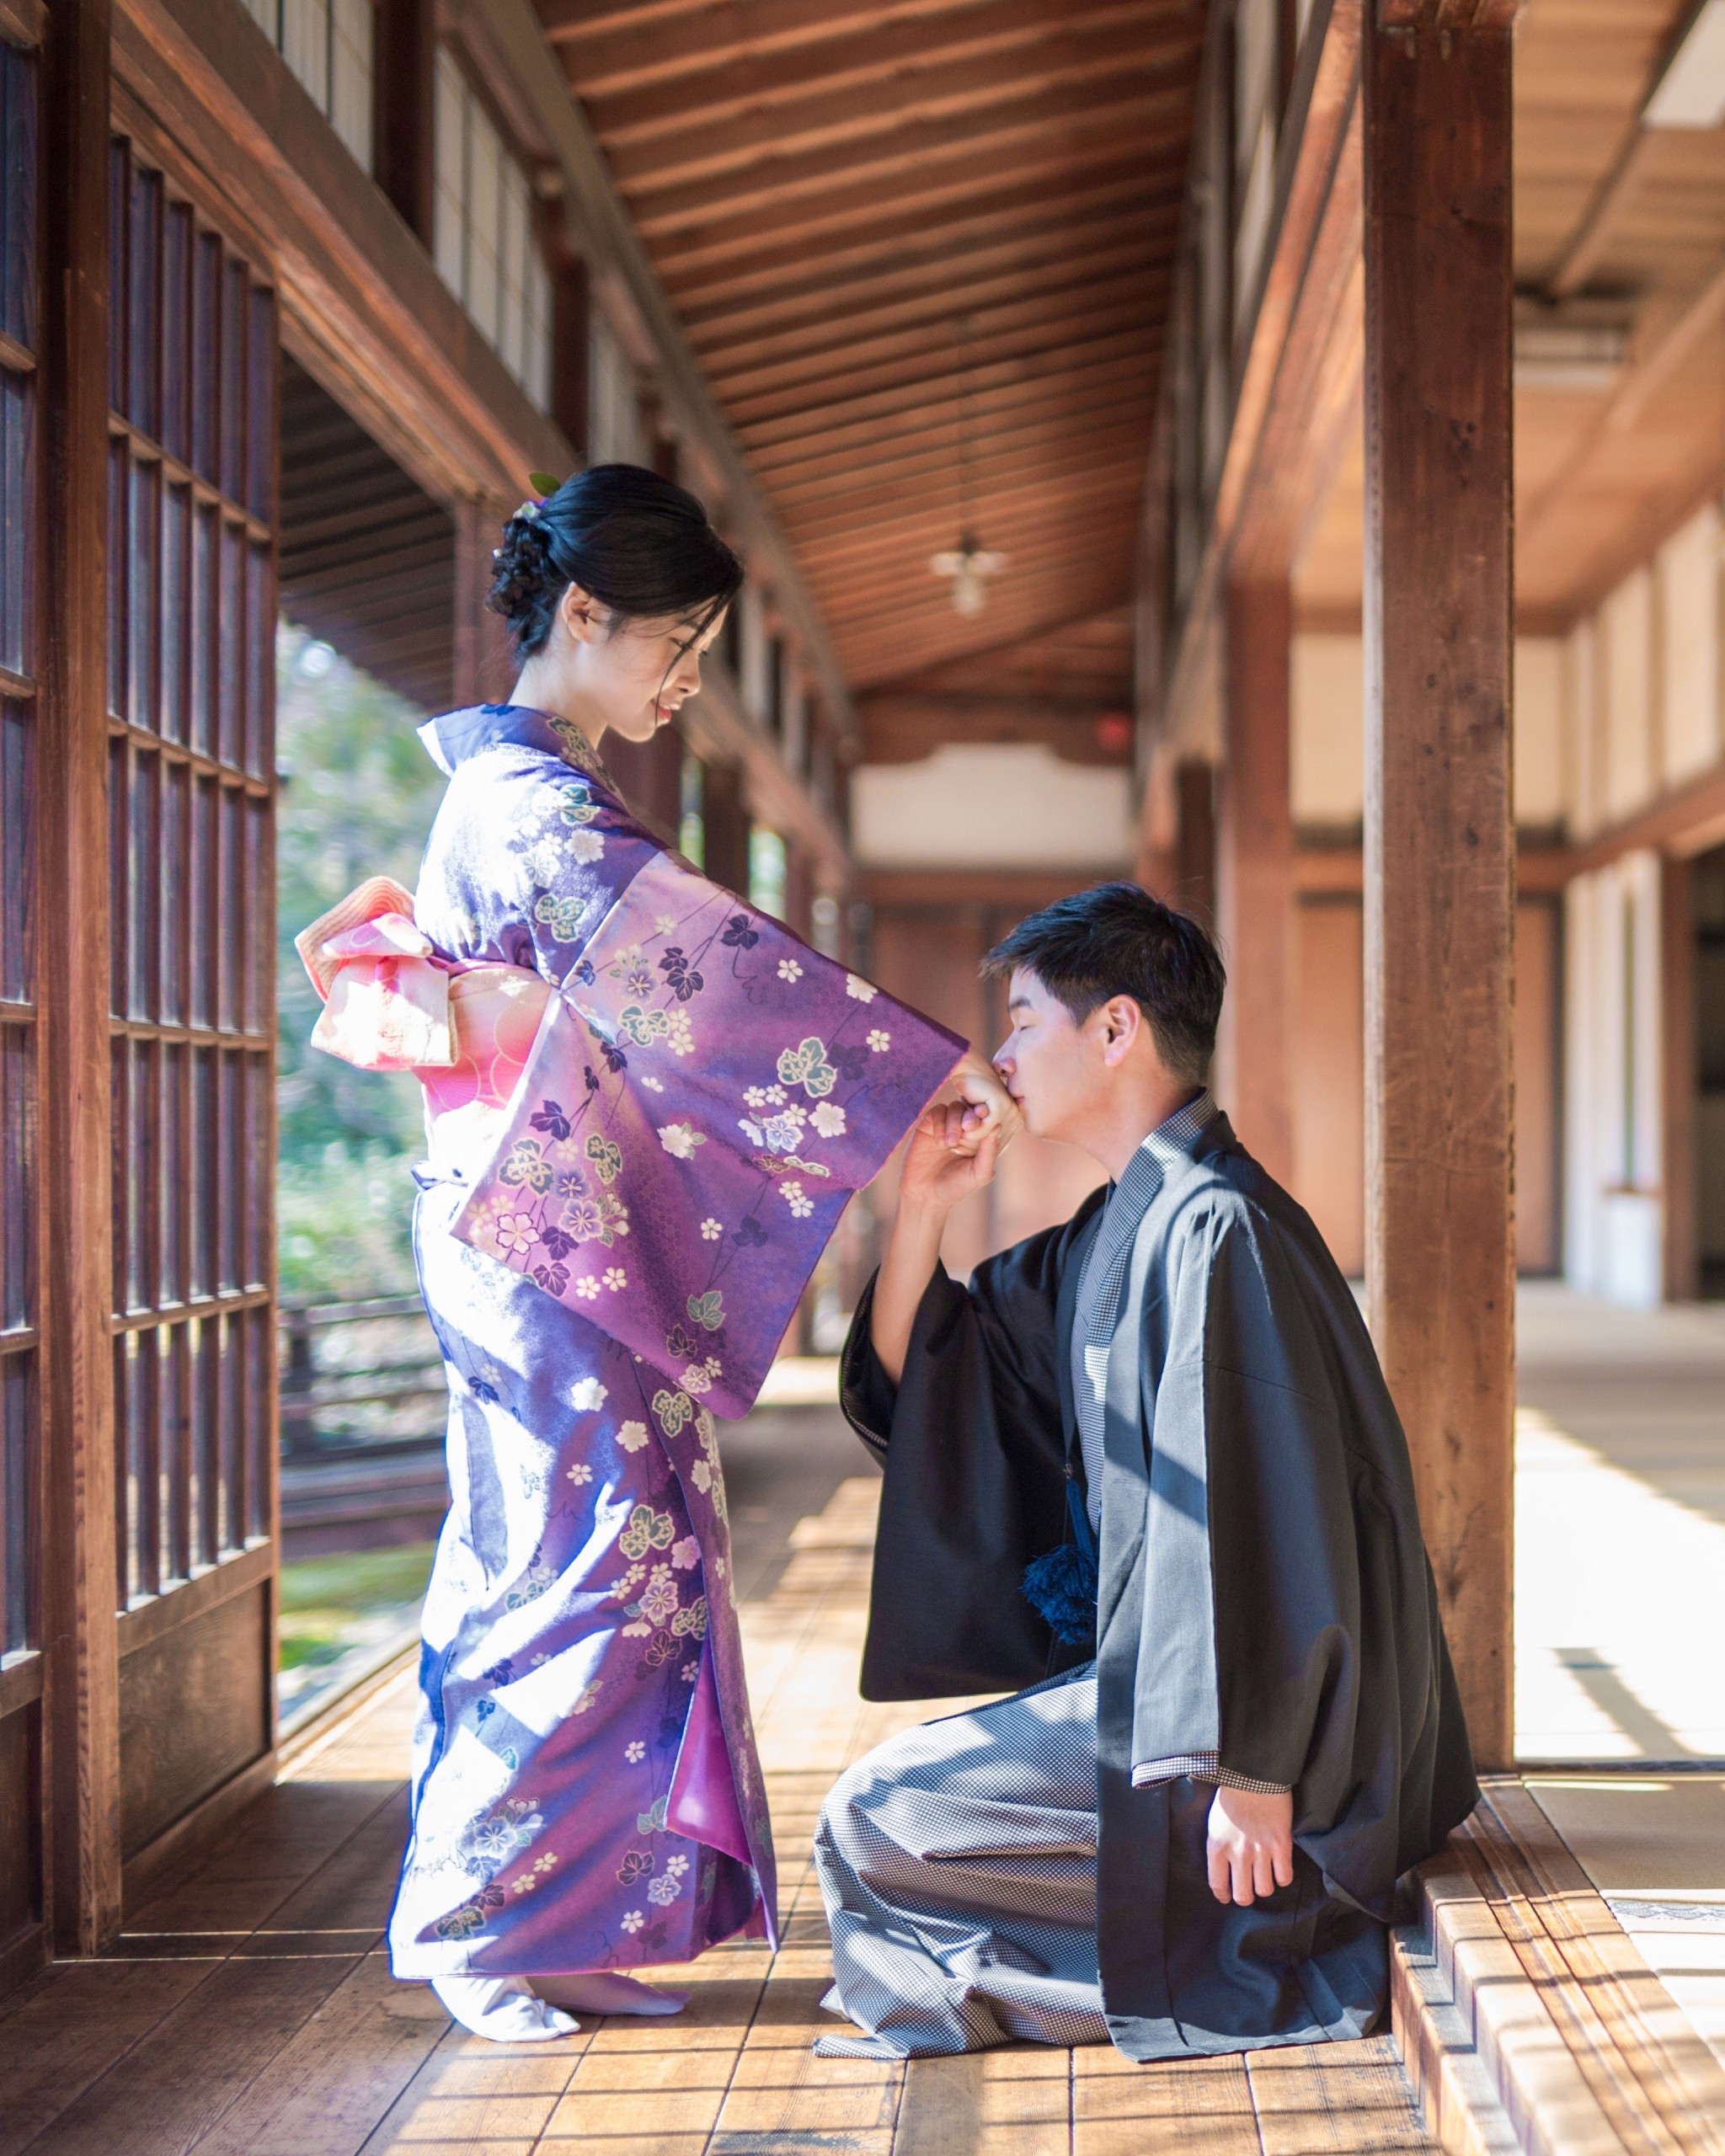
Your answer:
[105,135,280,1872]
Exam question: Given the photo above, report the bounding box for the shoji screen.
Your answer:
[107,137,278,1862]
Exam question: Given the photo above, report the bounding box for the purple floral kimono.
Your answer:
[347,703,962,1980]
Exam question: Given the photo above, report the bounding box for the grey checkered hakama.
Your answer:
[812,1673,1113,2057]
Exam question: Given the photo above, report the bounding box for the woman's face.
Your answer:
[549,586,728,745]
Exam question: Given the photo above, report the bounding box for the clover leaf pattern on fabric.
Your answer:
[585,1134,623,1185]
[776,1037,837,1098]
[619,1504,677,1561]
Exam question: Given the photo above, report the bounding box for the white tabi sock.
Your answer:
[431,1973,580,2042]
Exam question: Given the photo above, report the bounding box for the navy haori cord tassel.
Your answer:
[1021,1476,1099,1649]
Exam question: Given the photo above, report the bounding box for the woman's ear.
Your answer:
[558,582,600,647]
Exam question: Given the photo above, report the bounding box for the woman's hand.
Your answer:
[1205,1786,1295,1906]
[945,1049,1021,1155]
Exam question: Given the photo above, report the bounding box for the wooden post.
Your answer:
[1662,855,1698,1301]
[552,252,590,464]
[451,499,512,708]
[703,759,750,899]
[1363,13,1515,1770]
[1174,757,1216,926]
[373,0,436,245]
[38,0,123,1953]
[1216,579,1294,1185]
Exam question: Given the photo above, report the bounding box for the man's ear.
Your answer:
[1099,995,1141,1066]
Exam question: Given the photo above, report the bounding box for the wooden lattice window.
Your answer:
[0,40,38,1667]
[106,138,277,1609]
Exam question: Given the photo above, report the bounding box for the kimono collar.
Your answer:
[417,702,616,790]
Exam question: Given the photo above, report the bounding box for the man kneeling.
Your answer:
[813,883,1477,2063]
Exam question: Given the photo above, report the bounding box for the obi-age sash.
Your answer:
[297,859,965,1420]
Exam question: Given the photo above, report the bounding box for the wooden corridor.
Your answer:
[0,1472,1439,2156]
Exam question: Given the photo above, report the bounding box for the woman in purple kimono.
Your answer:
[301,466,1007,2041]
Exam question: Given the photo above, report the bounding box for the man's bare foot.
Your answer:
[534,1971,691,2016]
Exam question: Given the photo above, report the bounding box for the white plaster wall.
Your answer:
[1290,632,1569,829]
[1563,622,1599,838]
[1602,568,1656,821]
[1290,633,1364,823]
[1563,851,1664,1305]
[1658,504,1722,787]
[851,744,1135,869]
[1515,638,1566,825]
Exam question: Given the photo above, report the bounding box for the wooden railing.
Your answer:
[277,1295,451,1557]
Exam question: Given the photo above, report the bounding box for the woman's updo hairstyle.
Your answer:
[488,462,744,660]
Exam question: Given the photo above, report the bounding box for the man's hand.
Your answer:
[1205,1786,1295,1906]
[869,1052,1020,1385]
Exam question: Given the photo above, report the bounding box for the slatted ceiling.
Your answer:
[661,157,1172,303]
[276,355,455,713]
[1513,0,1680,279]
[547,0,1199,691]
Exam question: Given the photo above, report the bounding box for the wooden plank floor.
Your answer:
[0,1464,1438,2156]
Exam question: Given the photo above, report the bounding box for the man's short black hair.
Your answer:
[981,881,1226,1086]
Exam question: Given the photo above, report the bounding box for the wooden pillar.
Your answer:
[39,0,122,1954]
[372,0,435,245]
[1216,580,1294,1185]
[552,252,590,464]
[1174,757,1216,926]
[1663,855,1698,1301]
[702,760,750,899]
[1363,13,1514,1770]
[451,499,512,708]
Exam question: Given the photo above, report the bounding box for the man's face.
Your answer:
[992,969,1105,1144]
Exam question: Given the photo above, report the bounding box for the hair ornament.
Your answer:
[515,499,543,523]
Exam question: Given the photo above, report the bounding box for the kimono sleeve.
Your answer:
[450,842,966,1421]
[1129,1202,1359,1801]
[843,1196,1104,1700]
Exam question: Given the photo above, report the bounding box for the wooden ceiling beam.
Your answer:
[623,80,1195,236]
[813,506,1145,609]
[738,327,1161,453]
[596,21,1199,192]
[799,455,1146,559]
[788,472,1150,583]
[583,0,1186,139]
[776,417,1156,542]
[836,552,1140,686]
[729,315,1162,432]
[766,408,1158,517]
[661,160,1165,305]
[748,356,1164,491]
[650,135,1189,279]
[547,0,1004,89]
[703,269,1170,409]
[689,219,1175,364]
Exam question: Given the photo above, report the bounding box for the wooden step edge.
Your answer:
[1476,1782,1725,2146]
[1397,1818,1725,2156]
[1395,1844,1641,2156]
[1391,1919,1524,2156]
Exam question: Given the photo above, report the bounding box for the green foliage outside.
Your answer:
[278,1542,437,1672]
[276,627,445,1299]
